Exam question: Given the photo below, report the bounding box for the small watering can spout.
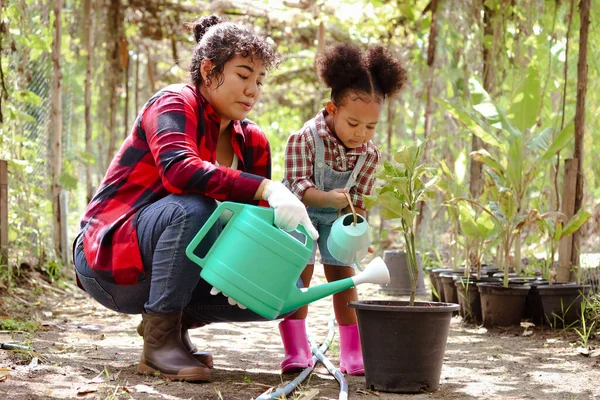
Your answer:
[280,257,390,315]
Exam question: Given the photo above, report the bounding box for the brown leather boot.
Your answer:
[137,311,211,381]
[137,313,213,368]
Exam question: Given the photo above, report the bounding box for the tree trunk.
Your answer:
[83,0,94,203]
[124,51,130,140]
[470,0,496,199]
[50,0,65,261]
[569,0,590,278]
[106,0,123,167]
[415,0,439,237]
[135,47,140,114]
[557,159,578,282]
[0,160,7,265]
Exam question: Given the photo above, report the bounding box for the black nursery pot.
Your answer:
[454,276,501,323]
[537,284,591,327]
[477,282,531,327]
[349,300,459,394]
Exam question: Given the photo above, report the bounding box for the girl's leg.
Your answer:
[323,264,358,325]
[324,264,364,376]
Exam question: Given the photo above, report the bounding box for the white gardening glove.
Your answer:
[262,181,319,240]
[210,287,247,309]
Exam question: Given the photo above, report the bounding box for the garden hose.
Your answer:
[257,314,348,400]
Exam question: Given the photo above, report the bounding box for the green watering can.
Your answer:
[186,202,390,320]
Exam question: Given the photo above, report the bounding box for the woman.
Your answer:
[73,15,318,382]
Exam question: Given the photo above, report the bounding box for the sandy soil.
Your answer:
[0,267,599,400]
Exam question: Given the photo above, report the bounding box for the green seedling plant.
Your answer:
[440,67,574,274]
[455,201,496,279]
[536,209,592,282]
[545,297,579,331]
[437,152,469,271]
[574,300,596,349]
[450,191,539,287]
[364,138,438,306]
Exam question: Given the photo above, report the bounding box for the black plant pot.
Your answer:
[379,251,427,296]
[439,272,461,304]
[425,267,440,301]
[454,276,502,323]
[349,300,459,393]
[431,268,455,303]
[537,284,591,327]
[508,278,549,323]
[477,282,531,327]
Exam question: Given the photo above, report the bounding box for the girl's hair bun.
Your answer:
[187,14,226,43]
[316,42,407,103]
[366,45,407,98]
[316,43,367,93]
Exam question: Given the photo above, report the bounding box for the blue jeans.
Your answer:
[74,194,294,323]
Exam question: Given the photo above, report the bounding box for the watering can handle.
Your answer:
[185,202,245,267]
[337,192,357,226]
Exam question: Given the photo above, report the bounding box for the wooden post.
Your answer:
[0,160,7,265]
[557,158,578,282]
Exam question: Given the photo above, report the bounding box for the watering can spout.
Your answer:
[280,257,390,315]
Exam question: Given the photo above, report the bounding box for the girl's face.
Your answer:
[326,94,381,149]
[200,55,265,125]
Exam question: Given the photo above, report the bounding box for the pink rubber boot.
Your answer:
[279,319,313,374]
[339,324,364,375]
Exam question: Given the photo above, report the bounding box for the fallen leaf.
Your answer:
[134,384,159,394]
[522,330,533,337]
[0,367,10,381]
[76,385,99,395]
[297,388,319,399]
[577,347,590,356]
[87,377,103,384]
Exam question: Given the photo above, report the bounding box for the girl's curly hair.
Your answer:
[185,15,281,88]
[316,42,407,105]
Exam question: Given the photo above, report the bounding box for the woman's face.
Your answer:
[326,94,381,149]
[201,55,265,124]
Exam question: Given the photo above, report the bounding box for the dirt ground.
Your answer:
[1,266,599,400]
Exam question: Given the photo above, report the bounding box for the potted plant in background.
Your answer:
[440,67,574,276]
[349,138,459,394]
[450,192,535,327]
[432,156,469,302]
[450,200,498,323]
[439,68,576,327]
[535,209,592,327]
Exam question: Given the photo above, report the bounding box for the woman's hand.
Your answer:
[259,181,319,240]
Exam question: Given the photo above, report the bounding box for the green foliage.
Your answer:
[537,209,592,281]
[1,0,600,285]
[364,138,438,305]
[0,318,39,333]
[456,201,496,276]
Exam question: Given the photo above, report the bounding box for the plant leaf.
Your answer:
[437,98,503,148]
[540,120,575,162]
[562,210,592,237]
[507,65,541,132]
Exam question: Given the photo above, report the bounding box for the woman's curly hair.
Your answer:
[316,42,407,105]
[186,15,281,88]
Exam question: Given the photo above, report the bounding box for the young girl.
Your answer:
[280,43,407,375]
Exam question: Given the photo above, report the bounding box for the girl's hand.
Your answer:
[328,188,350,209]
